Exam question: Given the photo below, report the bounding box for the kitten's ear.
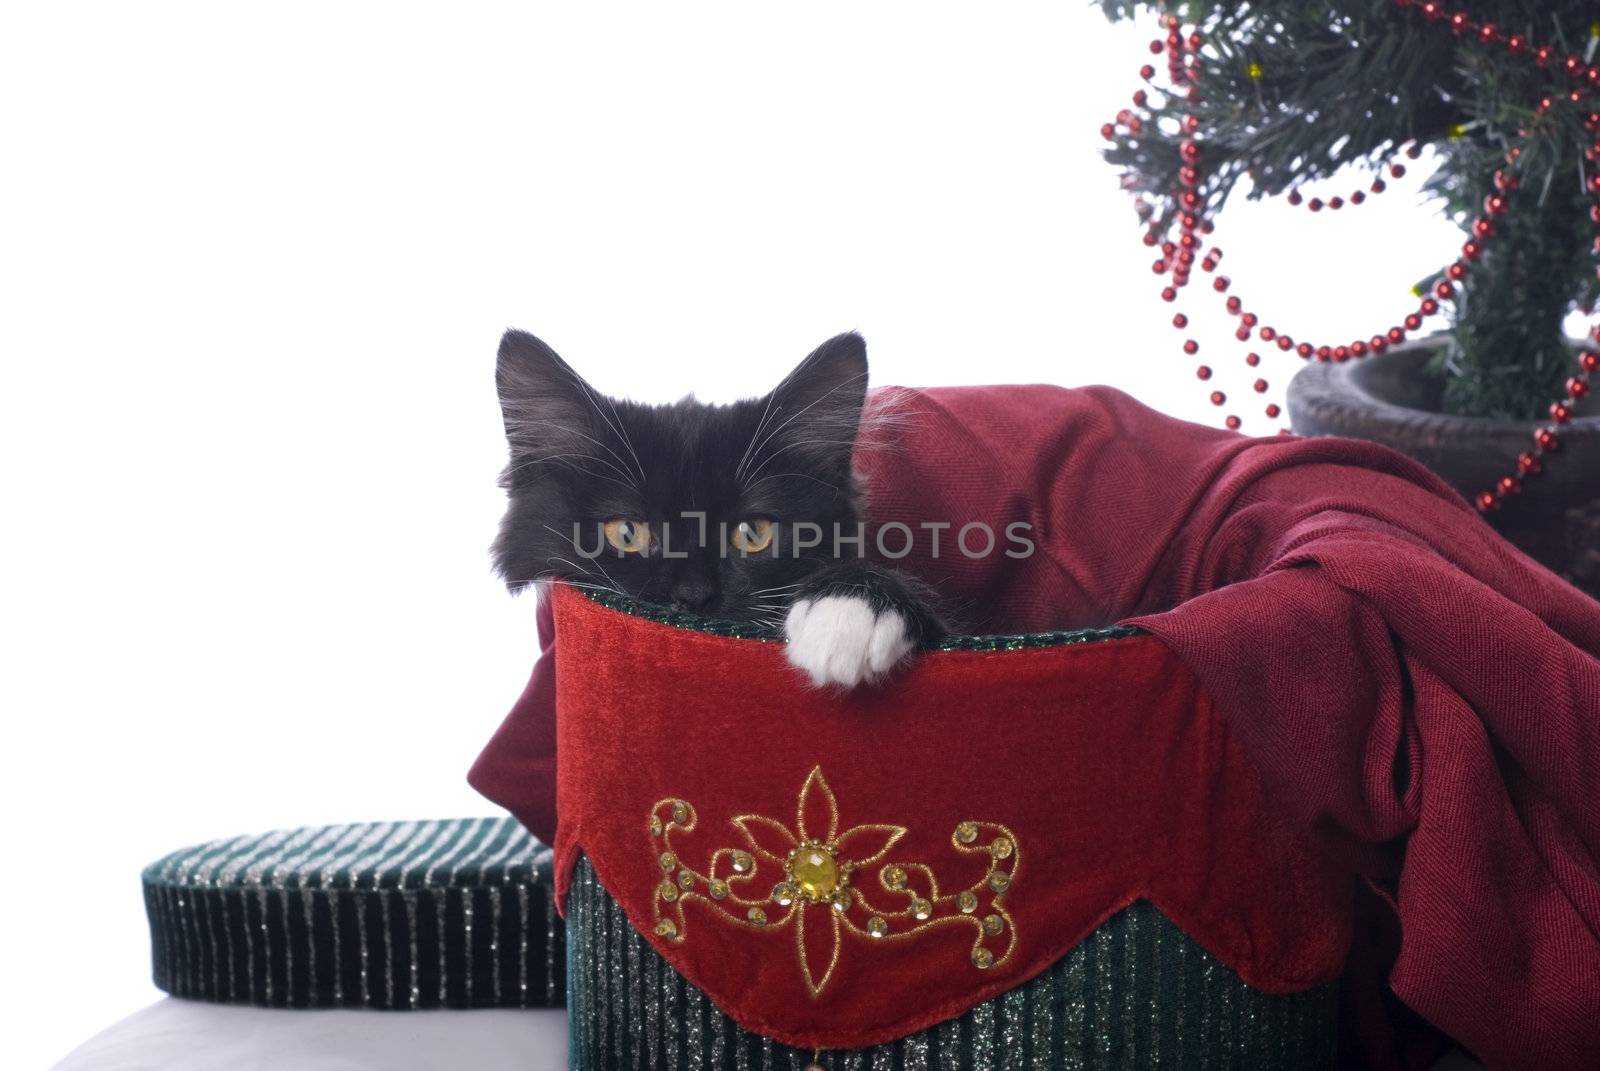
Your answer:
[763,332,870,471]
[772,332,869,422]
[495,329,605,469]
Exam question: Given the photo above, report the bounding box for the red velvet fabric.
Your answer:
[548,583,1349,1050]
[470,383,1600,1069]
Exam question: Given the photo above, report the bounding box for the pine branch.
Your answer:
[1099,0,1600,418]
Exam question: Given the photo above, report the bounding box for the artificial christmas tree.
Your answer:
[1099,1,1600,588]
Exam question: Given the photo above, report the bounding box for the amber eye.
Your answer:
[603,518,652,554]
[729,518,775,554]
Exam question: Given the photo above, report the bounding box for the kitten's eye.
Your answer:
[603,518,652,554]
[729,518,775,554]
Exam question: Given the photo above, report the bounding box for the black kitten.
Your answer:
[492,329,945,686]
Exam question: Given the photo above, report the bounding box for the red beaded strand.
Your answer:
[1286,147,1418,211]
[1103,2,1599,512]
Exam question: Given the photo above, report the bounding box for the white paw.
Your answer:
[783,595,915,688]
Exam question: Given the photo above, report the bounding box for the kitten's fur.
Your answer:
[492,329,945,686]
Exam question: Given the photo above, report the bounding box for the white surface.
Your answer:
[1,2,1471,1066]
[52,1000,566,1071]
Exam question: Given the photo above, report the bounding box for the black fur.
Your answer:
[491,329,946,642]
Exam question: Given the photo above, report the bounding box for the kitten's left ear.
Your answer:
[766,333,870,462]
[495,328,610,475]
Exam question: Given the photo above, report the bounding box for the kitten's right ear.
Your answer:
[757,332,870,475]
[495,329,603,465]
[768,332,870,436]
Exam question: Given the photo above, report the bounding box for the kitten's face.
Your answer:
[492,330,868,624]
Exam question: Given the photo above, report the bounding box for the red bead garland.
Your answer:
[1104,3,1599,513]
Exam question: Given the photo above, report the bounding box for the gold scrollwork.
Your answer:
[646,766,1020,997]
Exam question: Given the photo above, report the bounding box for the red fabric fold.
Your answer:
[469,383,1600,1069]
[469,593,559,844]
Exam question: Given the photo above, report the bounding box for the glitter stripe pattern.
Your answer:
[141,818,564,1009]
[578,589,1142,651]
[567,858,1338,1069]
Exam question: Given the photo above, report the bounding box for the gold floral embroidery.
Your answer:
[646,766,1020,997]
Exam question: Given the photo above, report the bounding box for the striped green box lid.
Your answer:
[567,857,1339,1069]
[141,816,564,1009]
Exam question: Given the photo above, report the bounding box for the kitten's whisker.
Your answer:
[505,452,632,490]
[541,527,630,593]
[552,364,648,485]
[551,580,630,600]
[734,389,781,481]
[542,562,629,601]
[742,471,842,493]
[506,452,637,492]
[742,438,860,486]
[588,557,626,594]
[603,400,647,485]
[543,555,594,576]
[750,371,867,456]
[505,419,640,489]
[740,371,867,486]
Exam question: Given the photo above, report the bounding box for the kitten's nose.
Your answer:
[669,578,717,611]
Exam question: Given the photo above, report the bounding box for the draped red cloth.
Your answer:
[470,383,1600,1070]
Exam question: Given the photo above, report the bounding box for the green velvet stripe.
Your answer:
[579,589,1142,651]
[141,817,565,1009]
[567,857,1338,1070]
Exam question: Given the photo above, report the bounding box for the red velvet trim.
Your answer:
[551,584,1350,1051]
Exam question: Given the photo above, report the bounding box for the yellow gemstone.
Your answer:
[990,837,1013,860]
[659,851,678,873]
[866,916,888,938]
[982,914,1004,936]
[649,815,663,837]
[972,947,994,970]
[677,870,695,891]
[747,906,767,926]
[654,918,677,938]
[1247,62,1263,80]
[882,865,907,890]
[730,850,752,873]
[955,822,979,845]
[709,879,729,900]
[988,871,1011,893]
[957,890,978,914]
[659,880,679,903]
[671,802,689,824]
[910,898,932,920]
[789,844,839,900]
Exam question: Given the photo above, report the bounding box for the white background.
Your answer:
[2,2,1465,1066]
